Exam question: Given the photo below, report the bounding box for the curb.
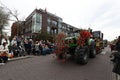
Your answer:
[8,56,32,61]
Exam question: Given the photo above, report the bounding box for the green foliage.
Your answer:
[36,32,53,41]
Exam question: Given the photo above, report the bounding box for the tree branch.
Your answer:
[0,2,20,21]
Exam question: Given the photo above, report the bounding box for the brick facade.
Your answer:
[11,8,79,39]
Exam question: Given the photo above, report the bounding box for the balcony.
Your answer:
[50,23,58,29]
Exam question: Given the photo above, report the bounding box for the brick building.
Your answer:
[11,8,79,39]
[11,22,19,37]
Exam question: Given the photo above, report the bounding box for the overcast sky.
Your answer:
[0,0,120,41]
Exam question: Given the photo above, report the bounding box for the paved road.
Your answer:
[0,46,114,80]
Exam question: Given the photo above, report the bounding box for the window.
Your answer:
[93,32,100,38]
[47,26,50,33]
[62,26,65,29]
[58,22,62,29]
[25,28,28,32]
[32,13,42,33]
[58,28,62,33]
[54,29,57,34]
[47,18,51,24]
[58,18,62,29]
[52,20,57,26]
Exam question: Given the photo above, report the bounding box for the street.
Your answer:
[0,46,114,80]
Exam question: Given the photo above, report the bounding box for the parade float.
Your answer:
[54,29,101,65]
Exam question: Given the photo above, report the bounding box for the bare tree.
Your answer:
[0,2,20,21]
[0,7,9,24]
[0,6,10,34]
[0,1,24,36]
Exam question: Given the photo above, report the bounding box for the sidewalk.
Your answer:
[8,55,32,61]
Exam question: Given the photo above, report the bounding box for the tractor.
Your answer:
[54,29,97,65]
[92,31,104,54]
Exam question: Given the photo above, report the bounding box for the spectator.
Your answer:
[27,39,33,55]
[34,41,41,55]
[111,36,120,62]
[11,37,17,46]
[112,36,120,75]
[42,44,50,55]
[0,42,9,64]
[115,36,120,52]
[16,36,21,47]
[1,35,10,47]
[24,39,29,55]
[12,43,19,57]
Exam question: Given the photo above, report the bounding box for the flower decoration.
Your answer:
[77,30,91,46]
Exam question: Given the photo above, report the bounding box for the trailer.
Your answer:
[92,31,104,54]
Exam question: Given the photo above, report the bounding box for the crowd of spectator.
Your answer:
[0,35,55,65]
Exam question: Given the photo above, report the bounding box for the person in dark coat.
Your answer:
[24,39,31,55]
[12,43,19,57]
[111,36,120,62]
[112,36,120,75]
[115,36,120,52]
[27,39,33,55]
